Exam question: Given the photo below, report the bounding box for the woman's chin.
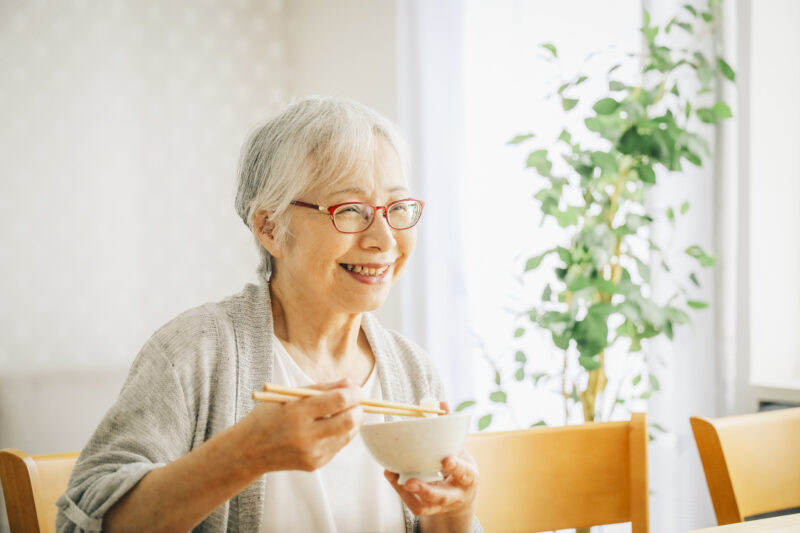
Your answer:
[343,289,392,314]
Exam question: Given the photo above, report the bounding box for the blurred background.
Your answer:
[1,0,798,531]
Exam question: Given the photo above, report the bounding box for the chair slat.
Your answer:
[467,413,649,533]
[0,449,79,533]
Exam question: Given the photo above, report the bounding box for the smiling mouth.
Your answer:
[339,263,391,277]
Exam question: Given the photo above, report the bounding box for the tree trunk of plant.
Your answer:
[580,350,608,422]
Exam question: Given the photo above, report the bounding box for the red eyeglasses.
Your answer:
[290,198,425,234]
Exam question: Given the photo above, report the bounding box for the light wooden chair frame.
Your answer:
[0,449,79,533]
[690,407,800,525]
[466,412,649,533]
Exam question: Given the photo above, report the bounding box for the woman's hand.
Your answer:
[103,378,363,533]
[383,402,479,533]
[241,377,365,473]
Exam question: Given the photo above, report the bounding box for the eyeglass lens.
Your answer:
[333,200,421,232]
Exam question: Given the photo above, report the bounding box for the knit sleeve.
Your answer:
[55,341,194,532]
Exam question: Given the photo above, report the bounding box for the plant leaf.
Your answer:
[680,201,690,214]
[542,284,552,301]
[639,164,656,184]
[562,97,579,111]
[478,414,492,431]
[514,368,525,381]
[687,300,709,309]
[593,97,620,115]
[494,371,501,385]
[526,249,554,271]
[515,350,527,363]
[713,101,733,119]
[455,400,475,412]
[686,245,717,267]
[609,80,627,91]
[526,149,553,176]
[508,133,535,145]
[532,372,549,385]
[489,391,508,403]
[531,420,547,427]
[578,354,603,371]
[591,151,618,175]
[696,108,716,123]
[541,43,557,57]
[649,374,661,391]
[513,327,525,338]
[718,58,736,81]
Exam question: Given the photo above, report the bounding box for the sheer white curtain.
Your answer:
[399,0,738,530]
[642,1,740,529]
[395,0,474,404]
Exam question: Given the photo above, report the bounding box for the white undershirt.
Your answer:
[260,337,406,533]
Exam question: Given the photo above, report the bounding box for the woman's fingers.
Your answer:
[383,451,480,517]
[439,400,451,415]
[442,454,478,487]
[384,471,439,516]
[298,386,364,420]
[314,404,365,440]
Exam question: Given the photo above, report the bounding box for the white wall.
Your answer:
[748,0,800,395]
[0,1,287,529]
[284,0,398,120]
[282,0,407,333]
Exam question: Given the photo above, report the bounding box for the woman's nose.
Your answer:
[361,208,396,250]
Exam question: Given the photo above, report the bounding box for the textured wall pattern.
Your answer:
[0,0,287,372]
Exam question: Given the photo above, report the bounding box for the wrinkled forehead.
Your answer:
[300,129,408,198]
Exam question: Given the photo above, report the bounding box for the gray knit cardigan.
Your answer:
[55,283,481,532]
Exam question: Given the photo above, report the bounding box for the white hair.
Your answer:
[235,96,410,281]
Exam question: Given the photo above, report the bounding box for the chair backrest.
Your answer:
[466,412,648,533]
[690,407,800,525]
[0,449,79,533]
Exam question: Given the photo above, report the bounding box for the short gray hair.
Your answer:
[235,96,410,281]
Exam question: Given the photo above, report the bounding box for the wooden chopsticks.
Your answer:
[251,383,446,418]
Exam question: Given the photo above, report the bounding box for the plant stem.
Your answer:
[562,349,569,423]
[580,164,628,422]
[562,290,574,424]
[580,349,607,422]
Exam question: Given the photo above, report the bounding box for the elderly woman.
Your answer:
[56,97,481,533]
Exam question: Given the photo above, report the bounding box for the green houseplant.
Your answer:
[462,1,734,429]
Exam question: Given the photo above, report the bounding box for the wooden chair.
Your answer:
[690,407,800,525]
[0,449,79,533]
[466,412,648,533]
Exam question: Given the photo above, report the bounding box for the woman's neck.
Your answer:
[269,281,365,365]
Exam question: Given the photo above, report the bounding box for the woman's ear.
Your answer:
[253,210,284,259]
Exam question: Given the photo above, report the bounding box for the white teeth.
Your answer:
[342,264,390,276]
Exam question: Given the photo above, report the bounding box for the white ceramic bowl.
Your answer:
[360,413,471,484]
